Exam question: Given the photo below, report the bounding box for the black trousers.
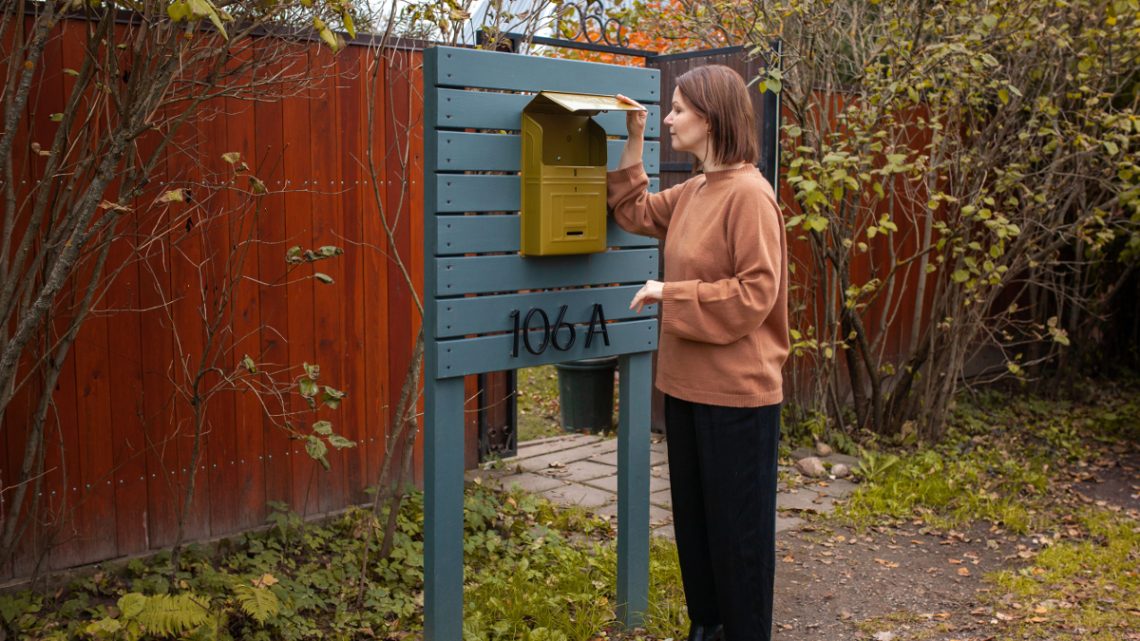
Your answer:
[665,395,781,641]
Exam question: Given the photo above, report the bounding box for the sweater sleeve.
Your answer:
[660,188,784,345]
[606,162,687,239]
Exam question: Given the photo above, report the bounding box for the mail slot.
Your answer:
[520,92,641,256]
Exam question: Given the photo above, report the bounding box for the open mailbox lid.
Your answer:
[525,91,646,114]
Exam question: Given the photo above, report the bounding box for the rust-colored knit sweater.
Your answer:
[607,162,789,407]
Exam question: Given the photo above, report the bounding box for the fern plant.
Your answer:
[231,583,280,625]
[85,592,210,640]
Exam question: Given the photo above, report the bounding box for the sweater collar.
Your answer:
[702,163,759,183]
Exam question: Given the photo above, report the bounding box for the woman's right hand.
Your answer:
[616,94,647,140]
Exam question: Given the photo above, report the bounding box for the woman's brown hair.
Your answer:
[675,65,758,168]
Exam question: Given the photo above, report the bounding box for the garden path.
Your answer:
[468,433,860,539]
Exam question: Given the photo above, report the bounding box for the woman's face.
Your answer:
[663,87,709,158]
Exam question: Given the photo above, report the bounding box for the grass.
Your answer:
[823,379,1140,641]
[985,507,1140,641]
[517,366,564,442]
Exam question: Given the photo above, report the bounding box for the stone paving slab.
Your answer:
[489,472,567,494]
[598,502,673,527]
[517,440,619,473]
[541,483,614,509]
[589,448,669,468]
[777,489,837,514]
[584,474,671,495]
[487,434,861,541]
[649,488,672,509]
[540,460,616,483]
[517,433,605,457]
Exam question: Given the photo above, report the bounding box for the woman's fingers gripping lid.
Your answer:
[616,93,647,110]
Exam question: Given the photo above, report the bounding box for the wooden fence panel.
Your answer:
[252,41,295,518]
[336,46,370,505]
[226,45,269,533]
[361,52,389,495]
[383,50,419,490]
[173,81,215,546]
[280,44,320,517]
[409,54,426,488]
[309,45,349,514]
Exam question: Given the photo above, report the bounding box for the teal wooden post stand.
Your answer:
[422,46,662,639]
[616,352,652,625]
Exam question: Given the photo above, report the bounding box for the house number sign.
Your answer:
[508,304,611,357]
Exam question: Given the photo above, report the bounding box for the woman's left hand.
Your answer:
[630,280,664,312]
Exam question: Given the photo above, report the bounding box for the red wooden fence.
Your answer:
[0,21,490,578]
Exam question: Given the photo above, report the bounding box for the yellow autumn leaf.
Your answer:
[157,189,185,203]
[253,573,278,588]
[313,17,340,51]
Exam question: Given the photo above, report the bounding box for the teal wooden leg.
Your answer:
[424,375,465,641]
[617,352,652,628]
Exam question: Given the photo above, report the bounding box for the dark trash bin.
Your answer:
[555,356,618,433]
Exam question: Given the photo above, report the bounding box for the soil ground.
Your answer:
[603,440,1140,641]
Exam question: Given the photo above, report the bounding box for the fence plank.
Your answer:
[435,88,660,137]
[252,42,294,515]
[433,174,659,213]
[437,132,659,173]
[436,215,657,255]
[435,249,659,296]
[101,32,149,551]
[433,46,661,103]
[410,53,427,487]
[24,26,80,572]
[436,318,658,378]
[435,285,654,338]
[280,47,320,517]
[384,49,417,490]
[197,91,242,539]
[336,46,370,504]
[363,50,391,493]
[309,45,348,513]
[132,97,179,555]
[224,63,267,531]
[168,88,213,545]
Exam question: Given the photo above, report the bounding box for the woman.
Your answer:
[608,66,789,641]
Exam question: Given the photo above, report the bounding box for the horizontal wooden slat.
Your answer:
[434,175,660,213]
[438,132,659,173]
[436,89,661,137]
[435,249,659,296]
[435,286,655,337]
[436,318,658,378]
[432,46,660,103]
[437,215,657,255]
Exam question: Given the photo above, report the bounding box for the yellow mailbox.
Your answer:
[520,92,641,256]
